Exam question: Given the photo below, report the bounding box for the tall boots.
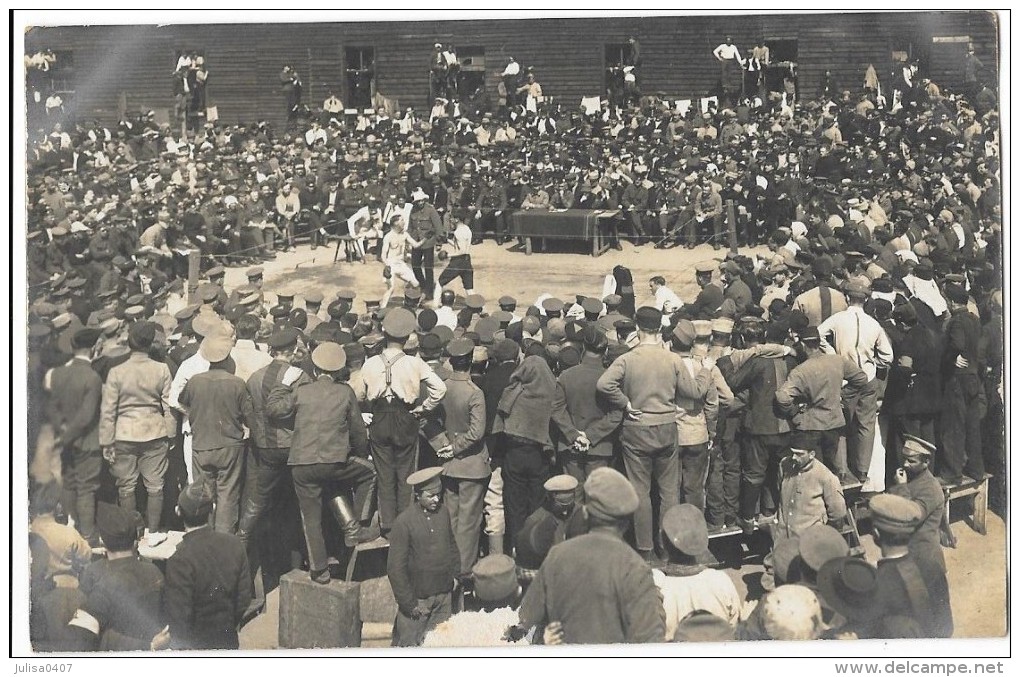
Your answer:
[328,495,380,547]
[487,532,504,556]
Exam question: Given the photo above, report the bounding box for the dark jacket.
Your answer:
[888,469,947,572]
[266,375,369,466]
[551,353,623,457]
[518,530,666,644]
[386,504,460,615]
[875,551,953,639]
[728,354,797,436]
[178,368,254,451]
[79,556,165,651]
[246,359,308,450]
[165,527,252,650]
[493,355,557,447]
[46,356,102,452]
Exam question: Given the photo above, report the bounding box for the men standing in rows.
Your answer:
[436,338,491,580]
[550,326,622,485]
[354,308,447,536]
[387,467,461,647]
[818,279,893,484]
[99,321,176,538]
[596,306,713,563]
[775,326,868,483]
[267,342,378,584]
[46,327,103,543]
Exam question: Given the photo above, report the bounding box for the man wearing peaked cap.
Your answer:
[46,323,105,543]
[888,434,946,571]
[514,473,586,571]
[869,492,954,638]
[596,302,716,561]
[264,340,378,585]
[581,296,604,320]
[354,304,447,535]
[512,467,666,644]
[655,504,742,636]
[177,328,249,535]
[388,464,460,646]
[550,324,620,486]
[541,297,564,318]
[437,334,491,578]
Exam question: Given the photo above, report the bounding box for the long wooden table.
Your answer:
[510,208,619,256]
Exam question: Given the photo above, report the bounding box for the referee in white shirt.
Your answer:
[818,279,893,484]
[436,219,476,302]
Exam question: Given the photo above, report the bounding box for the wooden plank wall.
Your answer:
[25,12,998,129]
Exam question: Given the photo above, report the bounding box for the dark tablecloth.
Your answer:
[510,209,601,241]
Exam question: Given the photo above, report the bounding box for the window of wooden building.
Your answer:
[345,47,375,109]
[455,46,485,99]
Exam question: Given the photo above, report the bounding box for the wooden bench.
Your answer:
[942,473,992,535]
[708,481,866,557]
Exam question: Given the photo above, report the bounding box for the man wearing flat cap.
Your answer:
[267,342,379,584]
[436,337,491,578]
[99,321,177,538]
[888,435,946,571]
[654,504,741,640]
[513,475,587,572]
[73,503,168,650]
[869,493,953,638]
[387,466,461,646]
[597,306,714,562]
[45,326,103,543]
[510,468,666,644]
[178,332,252,535]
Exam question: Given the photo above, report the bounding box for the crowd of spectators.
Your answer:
[25,46,1002,651]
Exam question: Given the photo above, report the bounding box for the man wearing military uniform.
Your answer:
[436,338,490,578]
[353,308,447,535]
[266,342,378,584]
[888,435,946,571]
[476,174,509,244]
[387,466,461,646]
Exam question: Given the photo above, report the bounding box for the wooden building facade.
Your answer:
[25,12,998,129]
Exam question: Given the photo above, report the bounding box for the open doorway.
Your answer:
[763,38,798,99]
[345,47,375,109]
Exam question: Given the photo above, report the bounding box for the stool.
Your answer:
[345,537,390,581]
[943,473,992,535]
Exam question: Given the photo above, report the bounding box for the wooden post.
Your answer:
[726,199,738,255]
[186,249,200,305]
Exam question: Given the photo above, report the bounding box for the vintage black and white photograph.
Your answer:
[13,9,1009,660]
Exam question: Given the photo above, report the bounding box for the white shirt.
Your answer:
[502,61,520,77]
[230,339,273,382]
[305,127,328,146]
[653,286,684,314]
[450,222,472,256]
[713,43,742,61]
[169,352,210,415]
[818,305,893,381]
[435,305,458,330]
[653,568,741,641]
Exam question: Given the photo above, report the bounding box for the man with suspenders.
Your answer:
[354,308,447,536]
